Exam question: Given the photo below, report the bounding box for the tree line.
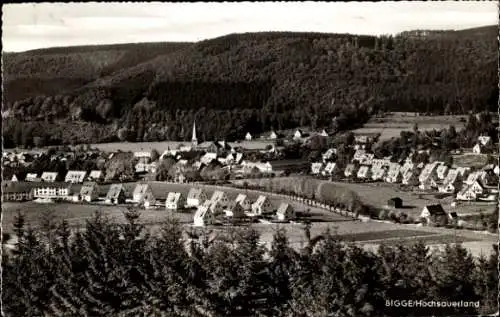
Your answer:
[2,210,498,317]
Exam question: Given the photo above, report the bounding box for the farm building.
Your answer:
[245,132,252,140]
[420,204,448,225]
[105,184,126,204]
[186,188,208,207]
[2,182,34,202]
[88,170,104,181]
[33,183,73,200]
[251,195,274,215]
[235,194,252,210]
[132,184,156,207]
[79,182,99,202]
[311,162,323,175]
[41,172,58,183]
[387,197,403,209]
[193,205,215,227]
[165,192,185,210]
[65,171,87,183]
[224,201,246,218]
[276,203,295,221]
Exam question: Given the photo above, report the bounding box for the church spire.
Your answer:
[192,120,198,147]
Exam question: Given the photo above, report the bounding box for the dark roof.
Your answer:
[389,197,402,202]
[424,204,446,215]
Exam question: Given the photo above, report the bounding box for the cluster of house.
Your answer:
[11,169,104,184]
[191,189,296,226]
[312,147,499,203]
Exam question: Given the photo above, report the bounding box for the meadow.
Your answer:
[353,113,467,141]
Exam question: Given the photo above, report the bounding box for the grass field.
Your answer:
[452,153,490,168]
[354,113,467,141]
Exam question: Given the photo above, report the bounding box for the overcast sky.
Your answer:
[2,1,497,52]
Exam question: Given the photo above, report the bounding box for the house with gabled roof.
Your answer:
[371,166,386,181]
[132,183,156,207]
[478,135,492,146]
[293,129,304,140]
[436,164,449,180]
[402,170,419,186]
[165,192,185,210]
[200,152,218,165]
[360,153,375,166]
[344,164,357,178]
[419,175,438,191]
[468,180,485,195]
[210,190,230,208]
[322,162,337,176]
[352,149,366,162]
[322,148,337,162]
[24,173,37,182]
[80,182,99,202]
[356,166,371,180]
[245,132,252,141]
[65,171,86,183]
[385,164,402,183]
[186,188,208,207]
[472,143,483,154]
[193,204,215,226]
[88,170,103,182]
[420,204,447,225]
[11,174,19,182]
[418,162,439,184]
[269,131,278,139]
[224,201,246,218]
[456,186,477,201]
[251,195,274,215]
[319,129,329,137]
[311,162,323,175]
[276,203,295,221]
[235,194,252,210]
[41,172,58,183]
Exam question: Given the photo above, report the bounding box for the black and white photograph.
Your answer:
[1,1,499,316]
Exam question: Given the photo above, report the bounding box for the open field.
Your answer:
[354,113,467,141]
[452,153,490,168]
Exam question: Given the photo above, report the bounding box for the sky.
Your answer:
[2,1,498,52]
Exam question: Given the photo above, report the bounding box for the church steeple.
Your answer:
[192,120,198,147]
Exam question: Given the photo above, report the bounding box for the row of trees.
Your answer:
[3,210,498,317]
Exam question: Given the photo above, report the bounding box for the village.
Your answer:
[2,118,498,230]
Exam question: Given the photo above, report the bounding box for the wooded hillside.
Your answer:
[2,26,497,148]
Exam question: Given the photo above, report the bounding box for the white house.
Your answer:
[79,182,99,202]
[468,180,485,195]
[436,164,449,180]
[478,135,492,146]
[293,129,303,140]
[269,131,278,139]
[418,163,439,184]
[322,148,337,162]
[311,162,323,175]
[132,183,156,207]
[319,129,329,137]
[88,170,103,181]
[494,165,499,176]
[193,205,215,227]
[133,151,152,159]
[224,202,245,218]
[322,162,337,176]
[200,153,218,165]
[165,192,185,210]
[352,150,366,162]
[251,195,274,215]
[420,204,447,222]
[472,143,482,154]
[245,132,252,141]
[357,166,371,180]
[105,184,126,204]
[344,164,357,178]
[385,164,402,183]
[65,171,86,183]
[210,191,230,209]
[402,171,419,186]
[371,166,386,181]
[186,188,208,207]
[419,175,438,191]
[235,194,252,210]
[25,173,38,182]
[11,174,19,182]
[456,186,477,201]
[41,172,58,183]
[276,203,295,221]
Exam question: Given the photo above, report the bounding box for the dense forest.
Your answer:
[2,210,498,317]
[2,26,497,148]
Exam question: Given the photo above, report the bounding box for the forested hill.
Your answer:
[2,26,497,148]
